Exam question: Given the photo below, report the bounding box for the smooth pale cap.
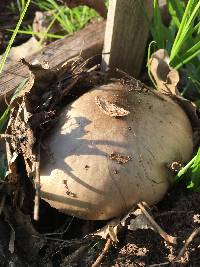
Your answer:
[40,83,193,220]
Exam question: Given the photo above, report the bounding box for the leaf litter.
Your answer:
[0,55,107,265]
[150,49,200,138]
[0,53,200,266]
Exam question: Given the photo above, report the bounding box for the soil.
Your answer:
[1,185,200,266]
[37,187,200,267]
[101,186,200,267]
[0,2,200,267]
[11,184,198,267]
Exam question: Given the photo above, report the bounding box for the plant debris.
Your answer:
[109,152,132,164]
[149,49,180,95]
[0,56,106,263]
[150,48,200,146]
[95,96,130,117]
[3,55,106,212]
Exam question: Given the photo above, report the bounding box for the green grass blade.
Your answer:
[152,0,164,48]
[187,148,200,191]
[10,78,28,103]
[193,20,200,34]
[175,40,200,68]
[176,155,197,179]
[0,108,10,133]
[149,0,175,50]
[0,78,28,133]
[170,0,200,62]
[175,147,200,192]
[174,0,196,39]
[33,0,100,38]
[0,0,31,74]
[8,29,64,39]
[147,41,157,88]
[168,0,185,28]
[45,0,74,33]
[189,78,200,94]
[32,0,52,11]
[39,15,58,44]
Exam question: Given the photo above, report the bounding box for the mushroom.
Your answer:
[40,82,193,220]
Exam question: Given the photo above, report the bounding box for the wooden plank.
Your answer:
[102,0,153,77]
[0,21,105,112]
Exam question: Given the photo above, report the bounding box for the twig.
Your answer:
[33,143,41,221]
[0,134,13,139]
[33,234,83,245]
[149,262,170,267]
[138,202,177,245]
[91,238,112,267]
[43,216,74,237]
[175,227,200,261]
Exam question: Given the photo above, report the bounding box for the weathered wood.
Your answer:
[102,0,153,77]
[0,21,105,112]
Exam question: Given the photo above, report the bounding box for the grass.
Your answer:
[170,1,200,69]
[8,0,102,43]
[176,148,200,191]
[151,0,200,100]
[0,108,10,133]
[8,0,26,14]
[10,28,64,40]
[150,0,200,191]
[33,0,101,32]
[0,77,28,135]
[0,0,31,74]
[0,0,31,136]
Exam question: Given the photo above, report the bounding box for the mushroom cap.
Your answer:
[40,83,193,220]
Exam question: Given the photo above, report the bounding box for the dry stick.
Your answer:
[91,238,112,267]
[137,202,177,245]
[0,134,13,139]
[175,227,200,261]
[33,143,41,221]
[149,262,171,267]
